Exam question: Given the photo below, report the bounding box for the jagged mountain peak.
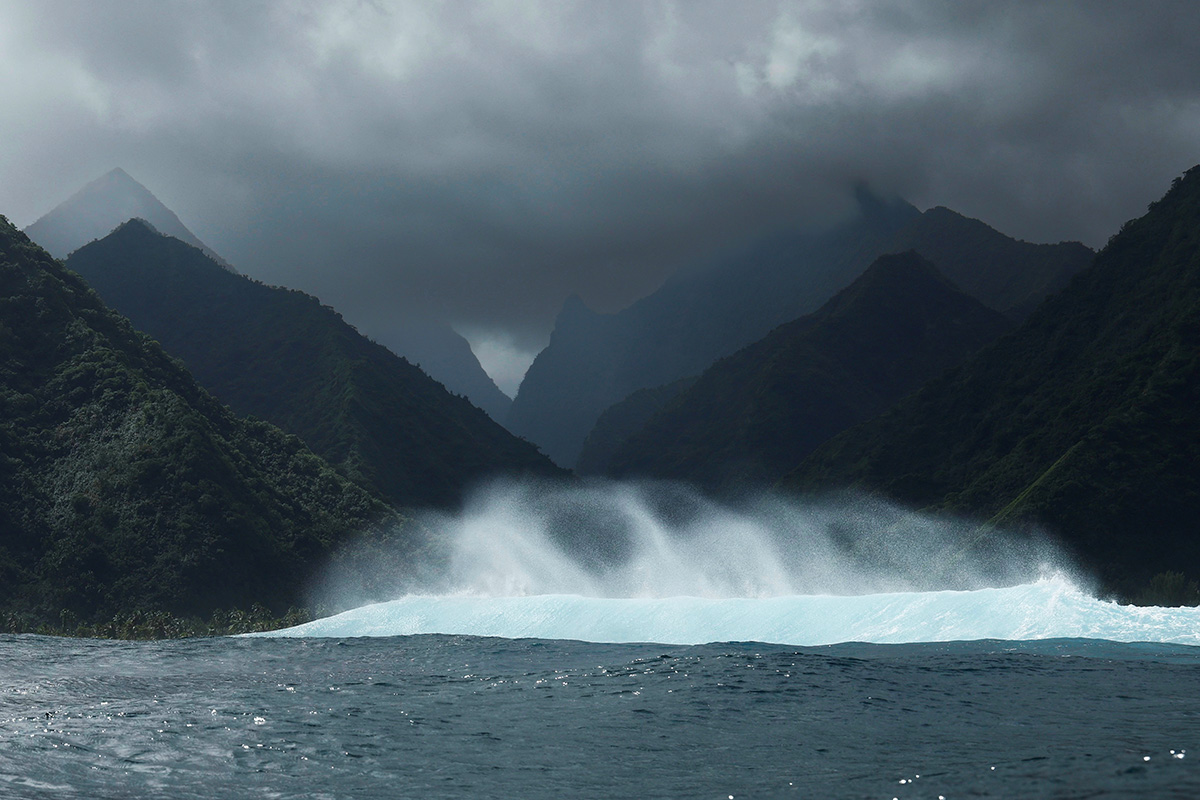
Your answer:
[556,293,598,323]
[113,217,161,235]
[783,165,1200,594]
[24,168,235,271]
[590,251,1012,488]
[65,224,563,508]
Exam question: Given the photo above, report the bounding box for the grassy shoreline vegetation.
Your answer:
[0,605,313,639]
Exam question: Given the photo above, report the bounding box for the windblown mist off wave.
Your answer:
[273,480,1200,646]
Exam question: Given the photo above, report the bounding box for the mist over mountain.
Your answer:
[382,320,512,423]
[28,169,513,422]
[509,190,1092,468]
[24,168,234,269]
[0,216,404,624]
[784,167,1200,596]
[584,252,1013,490]
[887,207,1094,321]
[66,220,562,509]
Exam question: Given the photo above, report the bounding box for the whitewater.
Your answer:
[4,481,1199,798]
[257,576,1200,645]
[273,480,1199,646]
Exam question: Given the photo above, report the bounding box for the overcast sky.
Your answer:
[1,1,1197,392]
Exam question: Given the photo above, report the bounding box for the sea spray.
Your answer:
[309,478,1075,612]
[319,478,1074,602]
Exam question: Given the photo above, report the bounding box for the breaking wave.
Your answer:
[268,480,1192,645]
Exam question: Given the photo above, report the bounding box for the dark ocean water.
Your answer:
[2,632,1198,799]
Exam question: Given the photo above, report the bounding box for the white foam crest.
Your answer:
[304,478,1101,644]
[415,480,828,599]
[264,575,1200,645]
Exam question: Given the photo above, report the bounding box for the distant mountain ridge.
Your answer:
[575,377,697,476]
[783,166,1200,596]
[0,215,403,623]
[24,168,234,269]
[66,220,562,509]
[508,190,924,467]
[583,252,1013,489]
[887,206,1093,320]
[28,169,513,421]
[508,189,1092,468]
[382,320,513,422]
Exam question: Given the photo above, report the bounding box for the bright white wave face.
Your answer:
[258,576,1200,646]
[275,479,1184,646]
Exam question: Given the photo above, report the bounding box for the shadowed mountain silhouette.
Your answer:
[25,168,234,269]
[784,167,1200,596]
[0,214,404,624]
[66,220,562,509]
[583,252,1012,490]
[509,189,1090,468]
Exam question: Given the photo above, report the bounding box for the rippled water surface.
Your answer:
[2,634,1198,798]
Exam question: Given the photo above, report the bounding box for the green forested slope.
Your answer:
[887,206,1094,320]
[575,377,697,475]
[0,217,403,623]
[507,192,922,467]
[66,220,561,509]
[784,168,1200,593]
[594,253,1012,490]
[510,188,1090,469]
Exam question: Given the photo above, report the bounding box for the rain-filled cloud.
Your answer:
[1,1,1197,380]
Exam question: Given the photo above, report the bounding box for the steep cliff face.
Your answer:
[508,191,924,467]
[784,167,1200,594]
[592,252,1012,490]
[509,189,1090,469]
[506,293,629,467]
[66,220,563,510]
[380,319,513,424]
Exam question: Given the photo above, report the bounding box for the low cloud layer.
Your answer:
[2,1,1197,371]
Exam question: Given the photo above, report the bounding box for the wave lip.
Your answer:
[258,577,1200,646]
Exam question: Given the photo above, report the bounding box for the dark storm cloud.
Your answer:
[1,1,1198,375]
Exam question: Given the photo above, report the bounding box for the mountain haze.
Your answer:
[66,221,562,509]
[784,167,1200,595]
[508,191,923,466]
[382,320,512,422]
[586,252,1013,489]
[24,168,234,269]
[509,190,1091,468]
[28,170,512,422]
[0,216,402,623]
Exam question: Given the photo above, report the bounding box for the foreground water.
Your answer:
[4,583,1200,798]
